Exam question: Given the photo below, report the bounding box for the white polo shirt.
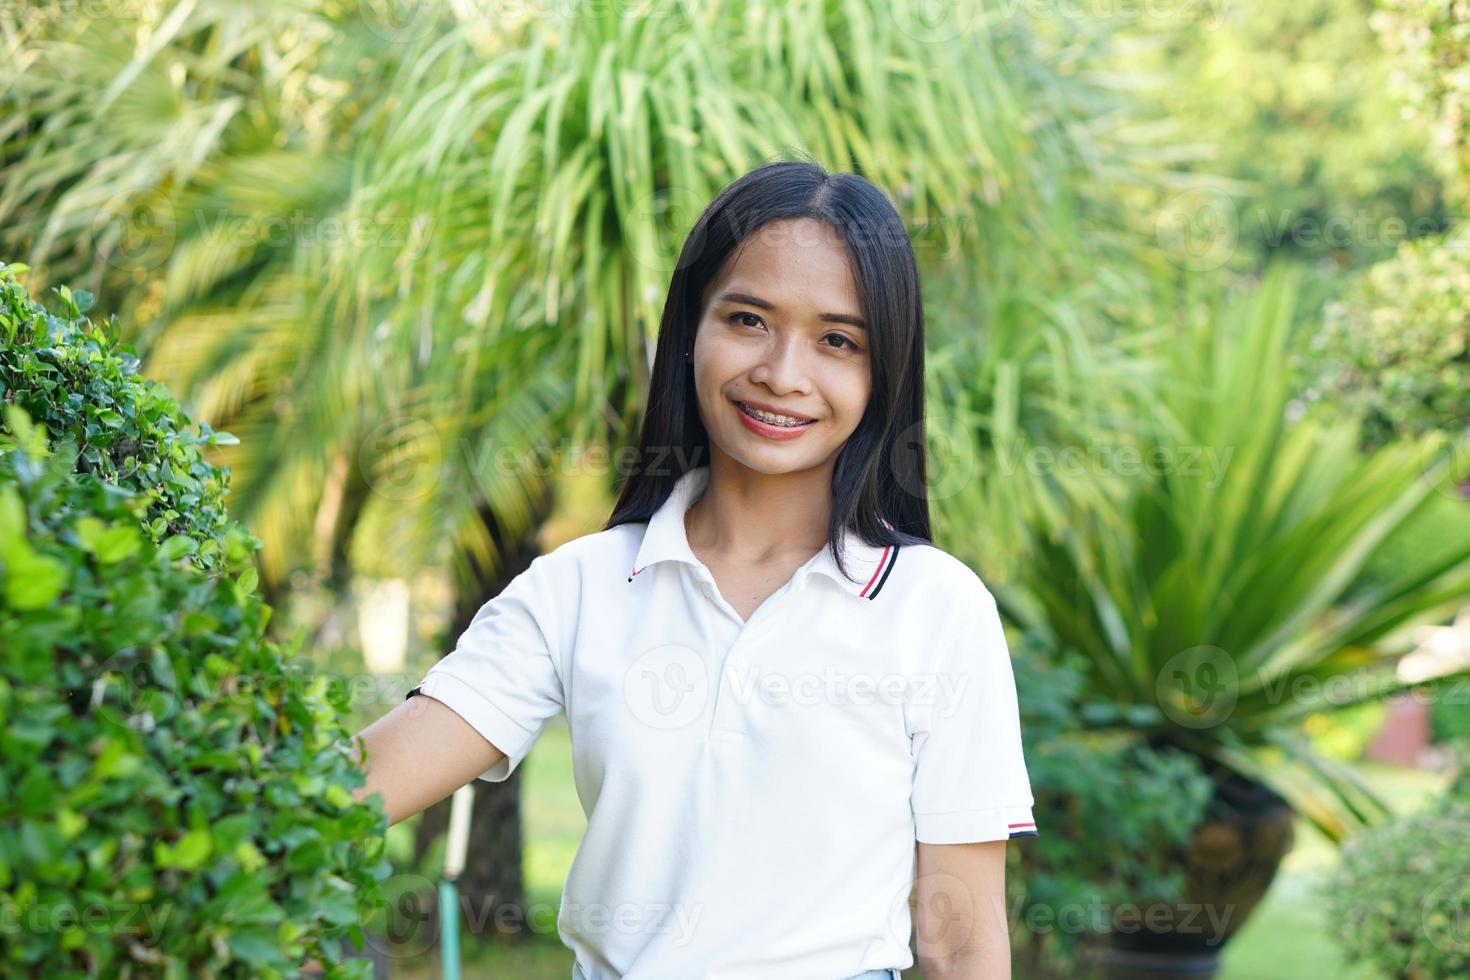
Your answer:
[407,464,1037,979]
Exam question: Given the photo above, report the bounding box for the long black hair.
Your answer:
[603,158,931,587]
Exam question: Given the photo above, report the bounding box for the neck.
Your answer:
[685,456,835,563]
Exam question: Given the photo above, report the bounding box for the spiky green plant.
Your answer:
[1001,260,1470,841]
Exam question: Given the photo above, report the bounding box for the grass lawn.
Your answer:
[388,720,1452,979]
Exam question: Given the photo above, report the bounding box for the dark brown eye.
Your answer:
[729,312,764,328]
[825,332,862,352]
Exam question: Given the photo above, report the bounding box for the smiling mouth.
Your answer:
[733,400,816,427]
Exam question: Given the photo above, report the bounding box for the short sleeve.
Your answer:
[405,552,567,783]
[910,583,1037,844]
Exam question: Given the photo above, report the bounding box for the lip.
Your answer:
[731,398,817,441]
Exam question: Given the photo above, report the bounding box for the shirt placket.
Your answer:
[689,566,802,744]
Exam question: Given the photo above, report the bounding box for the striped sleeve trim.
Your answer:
[915,805,1039,844]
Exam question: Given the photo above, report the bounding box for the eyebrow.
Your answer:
[716,291,867,331]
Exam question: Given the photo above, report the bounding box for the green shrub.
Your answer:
[1448,742,1470,800]
[1135,0,1452,271]
[1299,229,1470,452]
[1010,639,1214,969]
[0,265,237,574]
[1374,0,1470,206]
[1324,787,1470,979]
[1431,692,1470,746]
[0,262,390,978]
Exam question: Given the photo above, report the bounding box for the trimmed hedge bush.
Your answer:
[0,262,390,978]
[1324,759,1470,980]
[0,268,241,574]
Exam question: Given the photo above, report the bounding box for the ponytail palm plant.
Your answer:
[1000,260,1470,842]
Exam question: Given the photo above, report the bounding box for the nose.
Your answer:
[748,332,813,395]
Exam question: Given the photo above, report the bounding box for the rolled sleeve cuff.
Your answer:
[406,671,534,782]
[915,804,1038,844]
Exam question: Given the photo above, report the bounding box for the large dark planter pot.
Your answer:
[1078,749,1296,980]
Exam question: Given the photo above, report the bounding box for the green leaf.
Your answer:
[17,767,57,814]
[93,739,141,780]
[212,814,256,850]
[0,486,26,559]
[75,516,107,552]
[235,841,266,874]
[225,925,286,966]
[314,876,360,926]
[56,809,86,840]
[173,829,213,871]
[93,525,142,564]
[236,566,259,596]
[159,534,198,560]
[292,773,324,798]
[323,784,356,810]
[5,547,68,609]
[3,404,49,460]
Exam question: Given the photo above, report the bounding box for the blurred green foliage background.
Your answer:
[4,0,1470,976]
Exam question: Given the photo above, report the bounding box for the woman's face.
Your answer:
[692,218,872,475]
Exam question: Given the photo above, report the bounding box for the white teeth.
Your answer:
[739,402,810,427]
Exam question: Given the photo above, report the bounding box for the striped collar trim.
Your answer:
[626,466,900,601]
[818,525,899,600]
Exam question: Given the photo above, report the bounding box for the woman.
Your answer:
[352,159,1038,980]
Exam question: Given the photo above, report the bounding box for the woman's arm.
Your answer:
[914,839,1012,980]
[349,693,506,826]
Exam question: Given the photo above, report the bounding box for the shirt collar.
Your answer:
[626,465,900,601]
